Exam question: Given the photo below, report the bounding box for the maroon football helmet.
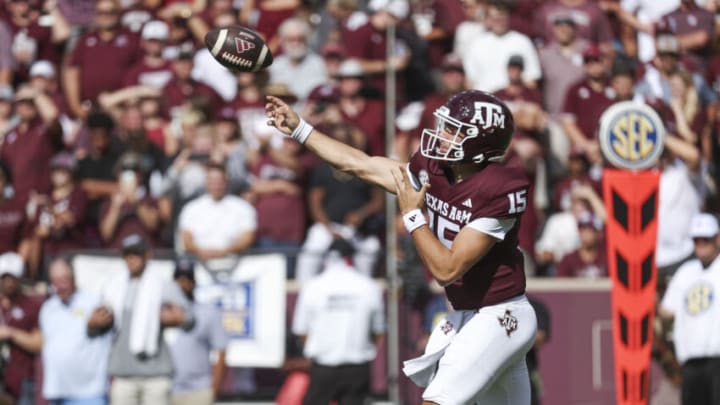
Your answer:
[420,90,515,164]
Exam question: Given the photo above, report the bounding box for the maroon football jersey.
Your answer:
[408,153,528,310]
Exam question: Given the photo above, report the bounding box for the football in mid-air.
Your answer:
[204,25,273,72]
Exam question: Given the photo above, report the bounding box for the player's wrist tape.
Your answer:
[403,209,426,233]
[290,118,313,144]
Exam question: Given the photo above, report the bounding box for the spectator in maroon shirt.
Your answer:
[64,0,141,118]
[538,13,589,117]
[560,45,615,165]
[302,84,342,127]
[0,85,63,200]
[0,252,42,404]
[25,153,87,277]
[556,211,607,278]
[551,150,601,212]
[162,44,223,119]
[122,20,173,89]
[658,0,715,67]
[26,60,68,116]
[4,0,70,84]
[341,0,410,83]
[99,152,161,249]
[245,134,307,252]
[495,55,546,169]
[336,60,386,157]
[0,161,29,257]
[508,0,543,38]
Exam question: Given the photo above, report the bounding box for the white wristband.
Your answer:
[290,118,313,144]
[403,208,426,233]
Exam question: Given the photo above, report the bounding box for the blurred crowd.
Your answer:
[0,0,720,403]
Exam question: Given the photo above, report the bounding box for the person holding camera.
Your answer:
[25,152,87,278]
[99,153,161,250]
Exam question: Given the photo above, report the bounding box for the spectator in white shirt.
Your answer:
[178,163,257,261]
[292,238,385,405]
[462,0,541,93]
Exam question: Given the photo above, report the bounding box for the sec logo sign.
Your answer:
[598,101,666,170]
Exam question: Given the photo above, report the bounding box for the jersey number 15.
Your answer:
[507,190,527,214]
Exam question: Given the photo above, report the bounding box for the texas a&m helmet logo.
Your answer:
[470,102,506,131]
[235,37,256,54]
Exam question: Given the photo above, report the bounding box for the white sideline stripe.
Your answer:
[212,29,228,56]
[285,277,612,293]
[526,277,612,292]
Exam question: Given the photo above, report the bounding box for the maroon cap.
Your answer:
[308,84,340,103]
[321,43,345,59]
[582,45,602,62]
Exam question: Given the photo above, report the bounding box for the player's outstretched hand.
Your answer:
[393,166,429,214]
[266,95,300,136]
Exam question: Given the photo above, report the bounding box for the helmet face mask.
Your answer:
[420,90,514,165]
[421,106,480,162]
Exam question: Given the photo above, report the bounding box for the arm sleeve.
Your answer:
[520,36,542,82]
[660,273,683,315]
[465,217,516,240]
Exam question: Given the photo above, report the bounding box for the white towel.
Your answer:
[105,269,164,356]
[402,311,467,387]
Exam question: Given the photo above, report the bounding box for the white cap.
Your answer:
[141,20,169,41]
[369,0,409,19]
[336,59,364,78]
[29,60,55,78]
[0,252,24,278]
[690,213,719,238]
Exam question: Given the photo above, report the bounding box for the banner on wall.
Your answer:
[72,253,287,368]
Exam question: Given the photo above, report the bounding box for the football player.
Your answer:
[266,89,537,405]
